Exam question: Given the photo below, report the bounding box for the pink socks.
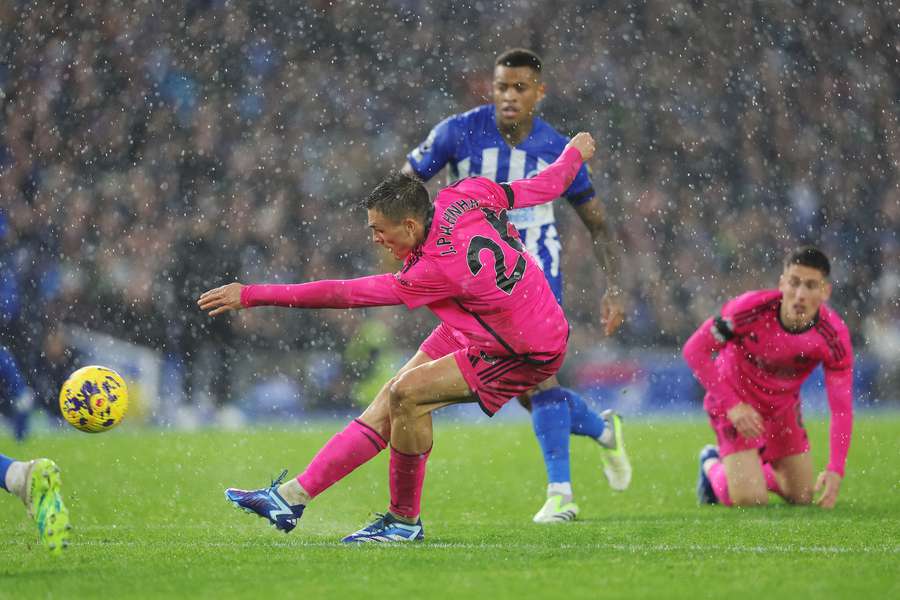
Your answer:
[762,462,783,496]
[389,446,431,519]
[707,461,733,506]
[707,459,782,506]
[297,419,387,499]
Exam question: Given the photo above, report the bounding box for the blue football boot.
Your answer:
[697,445,720,505]
[341,512,425,543]
[225,469,305,533]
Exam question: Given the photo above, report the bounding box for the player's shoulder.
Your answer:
[436,175,499,204]
[529,117,568,148]
[453,104,495,128]
[721,289,781,322]
[815,303,852,340]
[814,303,853,365]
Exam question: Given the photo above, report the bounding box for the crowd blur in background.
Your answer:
[1,0,898,421]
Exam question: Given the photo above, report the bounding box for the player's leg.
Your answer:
[522,378,574,509]
[760,404,813,504]
[1,453,71,553]
[769,453,815,505]
[526,375,631,522]
[699,404,769,506]
[715,449,768,506]
[0,346,33,441]
[341,353,474,543]
[224,350,433,532]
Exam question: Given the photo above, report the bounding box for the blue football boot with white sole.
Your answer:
[341,512,424,543]
[225,469,305,533]
[697,445,720,505]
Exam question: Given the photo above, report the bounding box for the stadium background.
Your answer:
[1,0,898,428]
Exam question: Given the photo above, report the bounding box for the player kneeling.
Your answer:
[684,246,852,509]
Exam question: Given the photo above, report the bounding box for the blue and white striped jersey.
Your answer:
[407,104,595,303]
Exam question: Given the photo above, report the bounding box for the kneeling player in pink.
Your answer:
[684,246,853,509]
[198,133,596,542]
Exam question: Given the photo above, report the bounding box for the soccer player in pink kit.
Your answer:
[198,133,596,542]
[684,247,853,509]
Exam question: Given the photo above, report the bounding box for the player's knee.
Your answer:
[783,488,813,505]
[730,488,769,507]
[388,375,416,415]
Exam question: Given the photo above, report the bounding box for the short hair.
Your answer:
[362,171,431,223]
[784,245,831,277]
[495,48,542,74]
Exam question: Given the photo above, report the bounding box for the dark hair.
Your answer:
[362,171,431,223]
[495,48,542,74]
[784,245,831,277]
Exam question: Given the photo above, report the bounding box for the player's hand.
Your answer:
[600,287,625,336]
[814,470,842,509]
[198,282,245,317]
[726,402,764,439]
[566,132,596,161]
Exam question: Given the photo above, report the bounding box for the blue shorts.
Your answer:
[518,224,563,304]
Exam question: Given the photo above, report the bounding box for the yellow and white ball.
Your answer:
[59,366,129,433]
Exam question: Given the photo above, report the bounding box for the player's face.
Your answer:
[778,264,832,329]
[367,209,418,260]
[492,66,545,130]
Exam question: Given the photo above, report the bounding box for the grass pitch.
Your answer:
[1,415,898,599]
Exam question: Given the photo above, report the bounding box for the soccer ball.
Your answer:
[59,366,129,433]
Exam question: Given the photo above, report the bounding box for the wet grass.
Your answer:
[1,414,898,599]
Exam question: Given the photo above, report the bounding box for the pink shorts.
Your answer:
[707,400,810,463]
[420,324,565,416]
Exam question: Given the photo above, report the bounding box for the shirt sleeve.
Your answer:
[822,318,854,477]
[717,290,780,338]
[682,317,743,412]
[240,274,402,309]
[564,163,596,207]
[391,256,455,309]
[406,115,458,181]
[505,146,585,209]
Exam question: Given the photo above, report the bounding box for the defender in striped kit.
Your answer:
[404,48,630,523]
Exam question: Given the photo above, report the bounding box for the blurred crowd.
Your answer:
[1,0,897,415]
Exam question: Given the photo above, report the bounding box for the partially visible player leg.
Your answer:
[527,376,631,523]
[761,462,785,497]
[0,346,33,441]
[770,453,815,505]
[342,353,473,543]
[1,453,71,554]
[224,351,432,532]
[720,449,769,506]
[525,378,578,522]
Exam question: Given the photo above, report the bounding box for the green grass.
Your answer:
[1,415,898,599]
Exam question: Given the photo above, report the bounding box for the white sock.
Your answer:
[597,426,614,448]
[547,481,573,501]
[702,458,719,476]
[5,460,29,502]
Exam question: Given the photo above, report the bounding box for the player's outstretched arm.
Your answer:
[198,282,245,316]
[198,274,404,317]
[505,132,595,209]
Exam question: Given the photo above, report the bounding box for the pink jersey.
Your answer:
[241,146,585,359]
[388,151,584,357]
[683,288,854,475]
[715,290,853,411]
